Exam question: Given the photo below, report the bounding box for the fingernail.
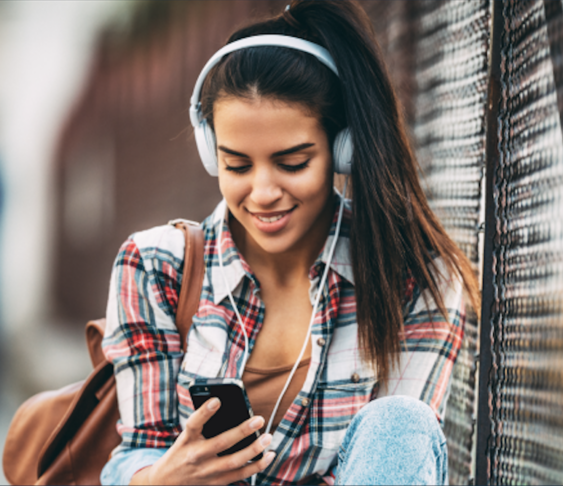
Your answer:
[265,451,276,465]
[207,397,220,411]
[250,416,264,429]
[260,433,272,446]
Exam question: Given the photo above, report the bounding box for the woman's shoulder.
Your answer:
[404,254,464,317]
[116,223,199,276]
[127,223,185,257]
[114,205,218,272]
[430,254,463,296]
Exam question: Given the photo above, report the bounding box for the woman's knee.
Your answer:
[351,395,444,440]
[336,396,448,485]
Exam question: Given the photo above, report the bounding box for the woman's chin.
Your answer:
[249,233,299,256]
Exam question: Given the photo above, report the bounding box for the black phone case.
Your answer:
[189,378,263,459]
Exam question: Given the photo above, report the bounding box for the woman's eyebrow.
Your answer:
[272,143,315,157]
[218,146,250,158]
[217,143,315,159]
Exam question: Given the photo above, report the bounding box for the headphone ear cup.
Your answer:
[333,128,353,175]
[194,119,219,176]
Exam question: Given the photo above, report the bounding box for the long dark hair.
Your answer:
[200,0,480,386]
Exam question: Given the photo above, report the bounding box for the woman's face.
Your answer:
[214,96,334,257]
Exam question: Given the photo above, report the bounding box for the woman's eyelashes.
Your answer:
[224,159,310,174]
[281,159,310,172]
[224,163,251,173]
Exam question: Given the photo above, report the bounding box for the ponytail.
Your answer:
[201,0,480,386]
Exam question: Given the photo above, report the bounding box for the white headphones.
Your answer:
[189,34,353,176]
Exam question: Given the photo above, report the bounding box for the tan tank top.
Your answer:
[243,357,311,434]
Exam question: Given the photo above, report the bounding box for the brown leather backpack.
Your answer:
[2,221,205,485]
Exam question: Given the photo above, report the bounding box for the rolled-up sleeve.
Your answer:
[101,447,166,485]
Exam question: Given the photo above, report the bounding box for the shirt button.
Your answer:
[317,337,326,346]
[301,398,310,407]
[351,373,360,383]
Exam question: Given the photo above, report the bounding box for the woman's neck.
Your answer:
[230,197,335,287]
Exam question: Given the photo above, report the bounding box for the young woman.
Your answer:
[101,1,480,484]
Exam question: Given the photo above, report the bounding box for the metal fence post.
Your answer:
[475,0,503,484]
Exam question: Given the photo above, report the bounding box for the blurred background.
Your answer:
[0,1,562,485]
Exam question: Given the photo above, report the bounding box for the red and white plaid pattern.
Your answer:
[103,196,466,485]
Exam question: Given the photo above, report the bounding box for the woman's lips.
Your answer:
[248,207,296,233]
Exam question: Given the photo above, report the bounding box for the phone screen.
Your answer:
[189,379,262,458]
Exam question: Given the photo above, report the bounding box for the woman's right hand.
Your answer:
[129,397,275,485]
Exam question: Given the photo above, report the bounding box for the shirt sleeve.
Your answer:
[102,225,186,450]
[100,447,166,485]
[376,257,466,424]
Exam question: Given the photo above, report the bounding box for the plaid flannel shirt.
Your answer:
[102,195,466,485]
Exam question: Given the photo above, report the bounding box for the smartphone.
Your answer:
[189,378,263,459]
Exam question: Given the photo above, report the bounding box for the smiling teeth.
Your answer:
[256,214,285,223]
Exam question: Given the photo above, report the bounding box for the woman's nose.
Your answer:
[249,165,283,207]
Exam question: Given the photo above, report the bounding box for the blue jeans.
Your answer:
[335,395,448,485]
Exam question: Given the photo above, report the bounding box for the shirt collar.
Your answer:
[208,193,354,305]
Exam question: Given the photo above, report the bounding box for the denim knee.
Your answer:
[344,395,445,446]
[336,396,448,485]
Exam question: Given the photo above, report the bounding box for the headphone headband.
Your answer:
[189,35,338,127]
[190,34,353,176]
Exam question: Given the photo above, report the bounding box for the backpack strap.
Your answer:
[85,221,204,368]
[171,220,205,352]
